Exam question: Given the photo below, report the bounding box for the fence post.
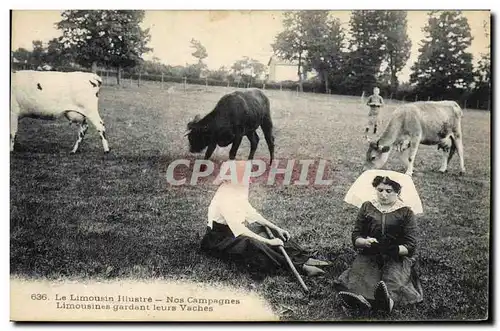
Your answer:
[130,74,133,87]
[205,77,208,90]
[227,81,230,88]
[263,82,265,90]
[415,94,418,102]
[138,72,141,87]
[296,86,299,96]
[389,93,393,100]
[106,70,109,85]
[161,73,164,89]
[428,96,431,101]
[183,77,187,92]
[477,100,480,109]
[402,96,406,102]
[280,82,282,91]
[463,100,467,110]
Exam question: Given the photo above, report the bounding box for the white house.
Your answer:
[267,56,317,82]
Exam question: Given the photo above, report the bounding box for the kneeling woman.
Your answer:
[335,174,424,315]
[201,160,327,277]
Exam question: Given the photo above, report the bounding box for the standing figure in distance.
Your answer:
[365,87,384,138]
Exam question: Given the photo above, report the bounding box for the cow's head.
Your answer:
[363,139,391,171]
[186,115,210,153]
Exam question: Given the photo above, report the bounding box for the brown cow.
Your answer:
[364,101,465,176]
[186,89,275,164]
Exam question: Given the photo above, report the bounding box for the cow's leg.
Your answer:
[85,111,110,153]
[10,110,19,152]
[437,137,452,173]
[261,116,275,164]
[70,120,89,154]
[398,147,411,169]
[246,131,260,160]
[204,143,216,160]
[405,137,421,176]
[228,135,243,160]
[454,135,466,174]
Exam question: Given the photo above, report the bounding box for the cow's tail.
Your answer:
[452,101,464,117]
[450,101,463,165]
[261,99,275,164]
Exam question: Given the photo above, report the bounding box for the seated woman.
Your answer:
[335,175,423,315]
[201,160,328,278]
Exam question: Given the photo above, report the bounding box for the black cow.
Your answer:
[186,89,275,164]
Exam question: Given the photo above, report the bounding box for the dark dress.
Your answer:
[335,200,424,306]
[201,222,310,275]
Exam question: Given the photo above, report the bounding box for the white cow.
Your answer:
[363,100,465,176]
[10,70,110,153]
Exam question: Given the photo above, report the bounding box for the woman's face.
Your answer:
[375,183,399,205]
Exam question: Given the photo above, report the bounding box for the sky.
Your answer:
[11,10,490,83]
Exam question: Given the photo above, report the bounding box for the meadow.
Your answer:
[10,81,491,321]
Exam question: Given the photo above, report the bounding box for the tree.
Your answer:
[478,19,490,84]
[12,47,31,64]
[475,19,490,88]
[303,16,346,93]
[273,11,327,91]
[183,63,203,79]
[231,57,266,83]
[344,11,388,94]
[57,10,152,84]
[190,38,208,77]
[409,11,474,100]
[45,37,74,68]
[207,66,231,82]
[190,38,208,63]
[133,58,169,75]
[471,18,491,109]
[380,11,412,92]
[31,40,46,68]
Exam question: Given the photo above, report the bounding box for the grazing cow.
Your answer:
[186,89,275,163]
[363,100,465,176]
[10,70,110,153]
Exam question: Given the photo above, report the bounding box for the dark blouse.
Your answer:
[351,201,418,257]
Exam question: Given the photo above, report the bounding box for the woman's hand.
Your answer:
[276,229,291,242]
[268,238,284,247]
[356,237,379,248]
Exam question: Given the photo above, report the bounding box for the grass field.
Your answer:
[10,81,491,321]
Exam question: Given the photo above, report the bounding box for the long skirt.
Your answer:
[334,254,424,306]
[200,222,310,275]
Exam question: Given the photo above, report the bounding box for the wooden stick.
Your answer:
[265,227,309,293]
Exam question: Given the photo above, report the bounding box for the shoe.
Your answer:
[338,291,372,311]
[302,264,325,277]
[305,258,332,267]
[374,281,394,313]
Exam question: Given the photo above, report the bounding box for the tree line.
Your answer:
[11,10,491,109]
[272,10,490,109]
[11,10,267,86]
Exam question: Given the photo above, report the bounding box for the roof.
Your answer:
[268,55,299,67]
